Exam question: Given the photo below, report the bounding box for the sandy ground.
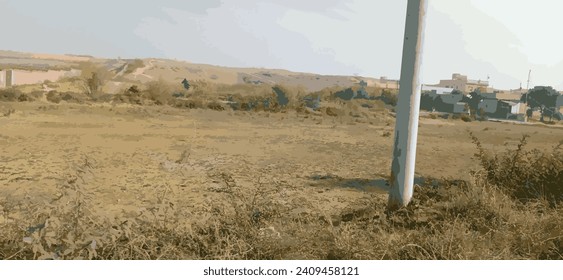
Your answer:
[132,60,155,82]
[1,101,562,224]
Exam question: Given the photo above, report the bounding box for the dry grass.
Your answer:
[3,79,389,122]
[470,132,562,207]
[0,79,561,260]
[1,138,561,259]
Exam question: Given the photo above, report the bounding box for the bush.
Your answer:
[191,80,216,97]
[144,79,178,105]
[0,88,20,101]
[124,59,145,74]
[460,115,472,122]
[1,161,561,260]
[78,62,111,95]
[334,88,356,101]
[380,90,398,106]
[44,91,87,104]
[207,101,225,111]
[46,91,61,103]
[272,85,290,108]
[323,107,342,117]
[271,84,307,110]
[470,132,562,206]
[216,84,272,98]
[112,86,144,105]
[172,98,204,109]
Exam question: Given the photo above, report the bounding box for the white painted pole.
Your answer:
[387,0,427,210]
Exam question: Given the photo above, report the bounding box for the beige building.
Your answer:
[494,91,524,102]
[436,73,489,93]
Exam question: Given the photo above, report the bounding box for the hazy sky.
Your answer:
[1,0,562,90]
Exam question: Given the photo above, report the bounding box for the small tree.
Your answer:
[522,86,560,122]
[271,85,290,108]
[466,89,484,116]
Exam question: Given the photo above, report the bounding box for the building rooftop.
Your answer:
[422,85,454,94]
[495,92,523,101]
[467,79,489,86]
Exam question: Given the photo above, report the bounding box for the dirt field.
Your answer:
[1,100,561,226]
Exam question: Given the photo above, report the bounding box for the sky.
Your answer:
[1,0,562,90]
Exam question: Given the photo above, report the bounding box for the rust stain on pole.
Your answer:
[387,0,427,210]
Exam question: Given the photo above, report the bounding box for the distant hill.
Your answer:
[0,50,382,92]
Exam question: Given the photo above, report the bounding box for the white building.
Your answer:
[422,85,454,95]
[0,69,14,88]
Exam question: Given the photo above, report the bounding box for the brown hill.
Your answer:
[0,50,381,92]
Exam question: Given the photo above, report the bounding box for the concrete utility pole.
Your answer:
[387,0,427,210]
[526,69,531,90]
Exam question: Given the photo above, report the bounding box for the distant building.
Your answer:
[436,73,489,93]
[426,91,469,114]
[453,102,469,114]
[498,100,526,120]
[493,89,524,102]
[557,95,563,107]
[478,99,498,114]
[0,69,14,88]
[422,85,454,95]
[555,95,563,120]
[477,93,527,120]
